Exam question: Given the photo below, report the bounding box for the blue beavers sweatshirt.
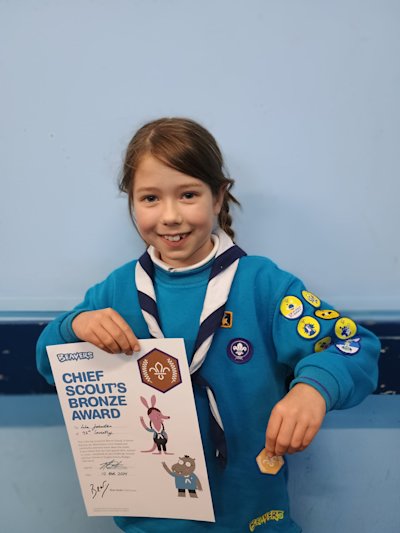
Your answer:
[36,255,381,533]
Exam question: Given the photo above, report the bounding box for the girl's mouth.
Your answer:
[162,233,189,242]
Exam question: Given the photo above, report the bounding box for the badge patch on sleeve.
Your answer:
[315,309,340,320]
[221,311,233,328]
[336,337,361,355]
[280,296,303,319]
[314,336,332,352]
[301,290,321,308]
[297,316,320,339]
[334,317,357,340]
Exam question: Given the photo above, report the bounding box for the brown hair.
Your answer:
[118,117,240,240]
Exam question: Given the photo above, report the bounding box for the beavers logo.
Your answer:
[138,349,182,393]
[57,351,94,363]
[249,510,285,531]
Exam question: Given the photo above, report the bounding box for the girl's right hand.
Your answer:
[72,308,140,355]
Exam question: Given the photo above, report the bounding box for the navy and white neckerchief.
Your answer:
[135,228,247,467]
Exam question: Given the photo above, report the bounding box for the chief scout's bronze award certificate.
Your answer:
[47,339,215,522]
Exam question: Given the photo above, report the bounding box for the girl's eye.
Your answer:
[182,192,196,200]
[143,195,158,203]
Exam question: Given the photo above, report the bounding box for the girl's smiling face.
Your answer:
[133,155,224,268]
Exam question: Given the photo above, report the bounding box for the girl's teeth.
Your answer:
[165,235,183,242]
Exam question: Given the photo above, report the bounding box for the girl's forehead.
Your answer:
[133,155,206,190]
[135,154,178,177]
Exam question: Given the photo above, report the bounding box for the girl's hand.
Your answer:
[265,383,326,457]
[72,308,140,355]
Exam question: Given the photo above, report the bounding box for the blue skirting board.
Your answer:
[0,318,399,395]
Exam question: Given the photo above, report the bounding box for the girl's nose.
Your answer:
[161,200,182,225]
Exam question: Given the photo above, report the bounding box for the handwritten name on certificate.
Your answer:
[47,339,215,522]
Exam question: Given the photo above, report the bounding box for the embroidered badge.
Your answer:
[249,509,285,531]
[297,316,320,339]
[336,337,361,355]
[334,317,357,340]
[314,336,333,352]
[256,449,284,475]
[221,311,233,328]
[315,309,340,320]
[227,338,253,364]
[301,290,321,308]
[280,296,303,320]
[138,349,182,393]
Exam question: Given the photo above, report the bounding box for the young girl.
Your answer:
[36,117,380,533]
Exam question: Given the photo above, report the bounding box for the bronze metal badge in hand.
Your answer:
[256,449,284,475]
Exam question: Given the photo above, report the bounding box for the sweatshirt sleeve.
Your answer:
[36,276,114,385]
[272,276,381,412]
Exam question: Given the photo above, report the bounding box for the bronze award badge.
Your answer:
[256,449,284,475]
[138,348,182,393]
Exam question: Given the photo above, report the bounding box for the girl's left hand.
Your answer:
[265,383,326,457]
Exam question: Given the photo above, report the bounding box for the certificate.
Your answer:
[46,339,215,522]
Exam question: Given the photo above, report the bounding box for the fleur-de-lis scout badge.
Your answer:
[138,349,182,393]
[256,449,285,475]
[227,338,253,364]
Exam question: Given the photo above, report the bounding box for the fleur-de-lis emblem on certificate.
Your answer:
[138,349,182,393]
[149,361,171,381]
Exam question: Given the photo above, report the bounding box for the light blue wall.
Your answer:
[1,0,400,312]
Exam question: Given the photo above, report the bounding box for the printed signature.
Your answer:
[90,480,110,499]
[99,459,125,470]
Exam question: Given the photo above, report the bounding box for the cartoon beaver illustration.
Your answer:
[162,455,202,498]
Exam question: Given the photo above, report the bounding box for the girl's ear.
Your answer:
[213,185,226,215]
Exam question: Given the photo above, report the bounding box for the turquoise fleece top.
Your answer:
[36,255,380,533]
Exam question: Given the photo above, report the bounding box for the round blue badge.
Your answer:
[227,338,253,364]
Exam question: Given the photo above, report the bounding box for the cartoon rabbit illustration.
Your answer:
[139,395,173,455]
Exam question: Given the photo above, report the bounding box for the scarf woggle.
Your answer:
[135,229,246,466]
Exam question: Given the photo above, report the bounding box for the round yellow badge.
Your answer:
[314,336,332,352]
[335,317,357,340]
[280,296,303,320]
[315,309,340,320]
[297,316,321,339]
[301,290,321,308]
